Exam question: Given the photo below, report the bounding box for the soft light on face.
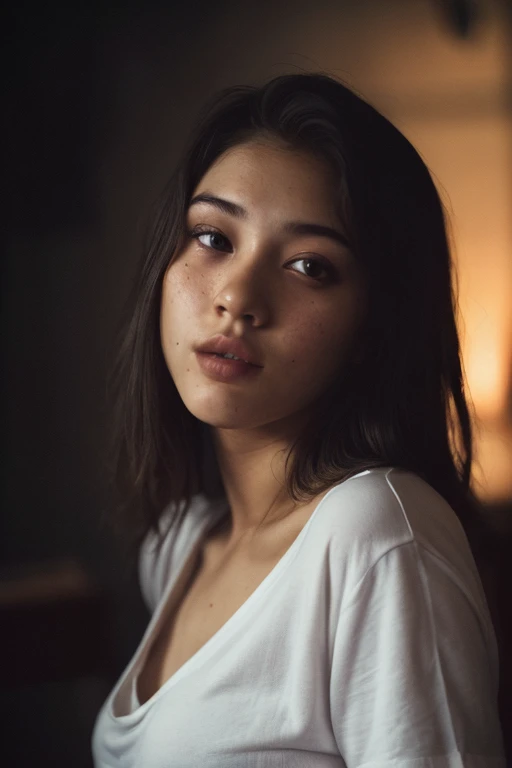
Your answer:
[160,139,366,434]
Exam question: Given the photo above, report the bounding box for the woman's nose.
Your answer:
[213,260,271,328]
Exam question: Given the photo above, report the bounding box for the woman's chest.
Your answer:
[136,536,291,705]
[136,500,325,706]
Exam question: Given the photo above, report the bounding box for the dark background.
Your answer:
[2,1,511,766]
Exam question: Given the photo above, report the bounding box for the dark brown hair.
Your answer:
[105,72,485,567]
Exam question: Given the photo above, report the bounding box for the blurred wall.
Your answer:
[2,0,511,765]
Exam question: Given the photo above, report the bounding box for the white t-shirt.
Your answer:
[92,467,505,767]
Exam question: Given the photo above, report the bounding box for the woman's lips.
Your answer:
[195,352,262,383]
[195,334,261,366]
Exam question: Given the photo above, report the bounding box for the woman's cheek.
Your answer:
[166,262,207,316]
[288,310,330,355]
[290,311,353,379]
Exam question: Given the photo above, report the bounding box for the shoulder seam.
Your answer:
[385,467,415,541]
[338,539,416,614]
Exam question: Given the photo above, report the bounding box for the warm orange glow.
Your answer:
[472,421,512,502]
[393,115,512,500]
[463,316,510,422]
[391,114,512,502]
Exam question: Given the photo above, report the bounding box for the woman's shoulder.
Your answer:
[313,467,474,576]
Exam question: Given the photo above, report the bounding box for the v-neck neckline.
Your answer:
[108,471,371,721]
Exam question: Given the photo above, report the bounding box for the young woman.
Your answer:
[92,73,506,767]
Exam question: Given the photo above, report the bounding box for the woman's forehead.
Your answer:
[191,141,342,225]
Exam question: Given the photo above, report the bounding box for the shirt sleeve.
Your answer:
[138,525,160,614]
[138,510,176,614]
[329,540,505,768]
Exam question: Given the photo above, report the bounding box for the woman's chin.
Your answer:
[184,399,309,436]
[188,407,262,431]
[180,392,275,431]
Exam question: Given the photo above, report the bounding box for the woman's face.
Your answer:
[160,139,366,434]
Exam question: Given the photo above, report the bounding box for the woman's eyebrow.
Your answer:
[189,193,246,218]
[283,222,349,248]
[189,193,349,248]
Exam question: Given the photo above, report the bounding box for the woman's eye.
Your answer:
[289,257,332,281]
[193,230,231,252]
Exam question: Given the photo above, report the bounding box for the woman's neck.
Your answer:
[211,425,300,545]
